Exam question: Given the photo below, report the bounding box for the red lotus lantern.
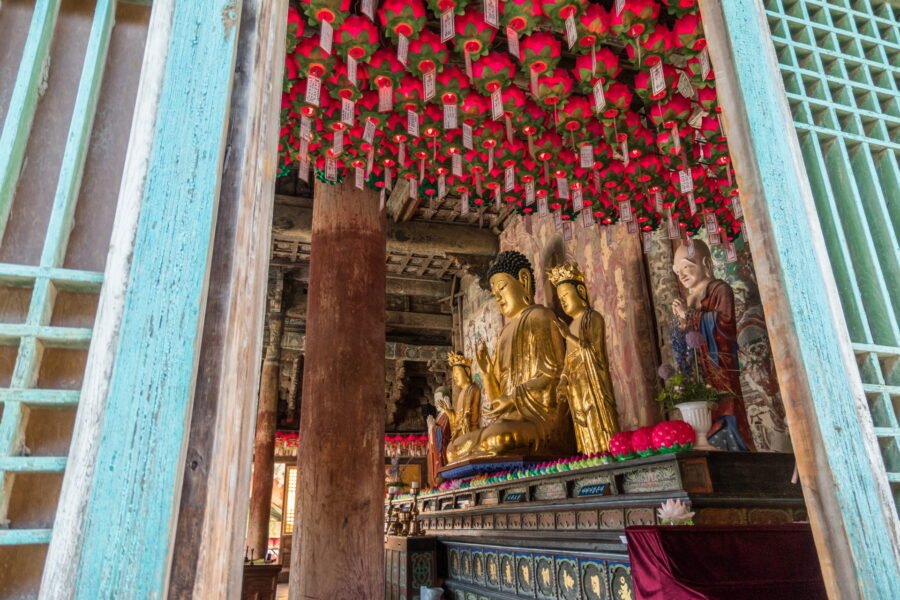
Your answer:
[631,425,656,457]
[434,66,471,126]
[459,92,490,126]
[649,93,692,129]
[335,15,380,63]
[696,86,718,113]
[408,30,449,77]
[573,47,620,94]
[673,13,706,54]
[471,52,517,95]
[662,0,699,19]
[656,124,692,157]
[686,53,715,87]
[367,48,405,111]
[453,9,497,61]
[699,115,725,144]
[301,0,352,28]
[634,63,678,102]
[610,0,660,42]
[534,70,574,110]
[356,90,390,132]
[519,32,563,81]
[290,77,334,117]
[556,94,592,136]
[574,3,611,54]
[500,86,528,139]
[427,0,470,17]
[378,0,427,43]
[599,81,633,120]
[532,131,563,181]
[286,5,306,54]
[624,24,673,66]
[540,0,586,32]
[517,100,549,154]
[609,430,636,460]
[501,0,543,36]
[395,75,426,113]
[626,153,663,186]
[294,36,336,78]
[326,60,366,103]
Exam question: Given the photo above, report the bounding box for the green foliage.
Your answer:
[655,371,729,414]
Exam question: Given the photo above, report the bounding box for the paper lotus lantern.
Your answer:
[629,24,673,66]
[663,0,700,19]
[286,6,306,54]
[627,126,657,159]
[686,53,715,87]
[656,124,692,157]
[650,93,692,129]
[574,4,611,54]
[301,0,352,27]
[609,430,635,460]
[626,153,663,186]
[534,71,574,109]
[471,52,517,95]
[408,30,449,77]
[434,66,470,106]
[356,90,390,130]
[696,86,718,113]
[453,10,497,61]
[395,75,426,112]
[573,47,620,94]
[426,0,470,17]
[294,37,336,78]
[326,61,365,103]
[540,0,586,32]
[556,95,592,135]
[610,0,660,41]
[502,0,543,36]
[378,0,427,42]
[634,64,678,102]
[459,92,490,126]
[335,15,380,63]
[599,81,633,120]
[673,13,707,53]
[519,32,563,79]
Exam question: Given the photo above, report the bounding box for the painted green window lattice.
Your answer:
[764,0,899,508]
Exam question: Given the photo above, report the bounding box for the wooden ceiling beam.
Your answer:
[276,263,452,299]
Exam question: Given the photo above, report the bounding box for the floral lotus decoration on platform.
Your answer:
[279,0,746,243]
[657,498,695,525]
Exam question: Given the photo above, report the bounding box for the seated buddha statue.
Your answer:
[445,251,574,463]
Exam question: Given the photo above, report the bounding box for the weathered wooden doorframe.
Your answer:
[699,1,900,598]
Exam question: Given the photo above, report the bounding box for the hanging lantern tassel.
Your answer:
[379,84,394,112]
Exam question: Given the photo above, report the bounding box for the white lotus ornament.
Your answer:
[657,499,695,526]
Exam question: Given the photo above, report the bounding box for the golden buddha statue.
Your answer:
[548,262,620,454]
[445,251,574,463]
[437,352,482,440]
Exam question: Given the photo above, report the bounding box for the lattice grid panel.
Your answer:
[764,0,900,508]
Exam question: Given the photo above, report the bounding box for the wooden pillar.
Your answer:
[247,313,283,560]
[290,183,386,599]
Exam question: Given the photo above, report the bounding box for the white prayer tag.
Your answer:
[495,188,501,209]
[441,10,455,42]
[504,166,515,191]
[363,118,376,143]
[672,126,682,152]
[507,27,520,58]
[627,219,637,234]
[485,0,499,28]
[348,55,358,86]
[444,104,458,129]
[409,177,418,199]
[366,147,375,174]
[491,89,503,121]
[333,129,344,155]
[397,34,409,66]
[553,211,562,230]
[300,115,312,140]
[593,81,606,113]
[593,170,601,189]
[355,166,365,189]
[580,144,594,169]
[525,181,535,205]
[621,139,630,166]
[582,207,595,227]
[650,62,665,97]
[688,107,707,129]
[424,70,436,101]
[654,191,663,213]
[709,230,721,245]
[325,157,337,181]
[732,195,743,219]
[378,85,393,112]
[438,174,446,198]
[563,221,573,241]
[398,141,406,165]
[305,75,322,106]
[619,200,632,222]
[299,137,309,160]
[642,232,653,253]
[299,158,310,182]
[362,0,374,21]
[615,0,625,17]
[705,213,718,234]
[380,187,386,210]
[461,193,470,216]
[687,192,697,215]
[386,168,393,190]
[725,242,738,263]
[320,20,334,54]
[462,123,474,149]
[465,49,474,78]
[452,152,462,176]
[700,47,711,79]
[679,170,694,193]
[668,215,680,239]
[572,187,584,212]
[565,14,578,49]
[556,177,570,199]
[538,195,549,217]
[530,66,539,95]
[677,70,695,98]
[341,98,355,126]
[407,110,419,137]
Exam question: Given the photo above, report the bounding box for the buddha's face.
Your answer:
[451,365,470,387]
[673,246,712,291]
[556,282,588,317]
[489,272,531,318]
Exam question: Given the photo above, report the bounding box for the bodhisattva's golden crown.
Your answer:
[546,262,585,287]
[447,352,472,368]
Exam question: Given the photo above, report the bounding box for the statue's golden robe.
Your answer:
[560,309,620,454]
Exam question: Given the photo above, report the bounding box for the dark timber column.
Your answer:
[247,311,283,560]
[290,184,386,598]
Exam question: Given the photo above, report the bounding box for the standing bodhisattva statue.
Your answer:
[445,251,574,463]
[437,352,482,441]
[548,262,621,454]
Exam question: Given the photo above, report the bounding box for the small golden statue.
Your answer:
[445,251,574,463]
[548,262,620,454]
[437,353,482,440]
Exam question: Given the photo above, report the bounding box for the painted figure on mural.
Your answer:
[672,239,755,451]
[547,262,621,454]
[445,251,574,463]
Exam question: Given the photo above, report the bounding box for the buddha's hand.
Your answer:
[672,298,687,321]
[483,395,514,419]
[475,342,494,378]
